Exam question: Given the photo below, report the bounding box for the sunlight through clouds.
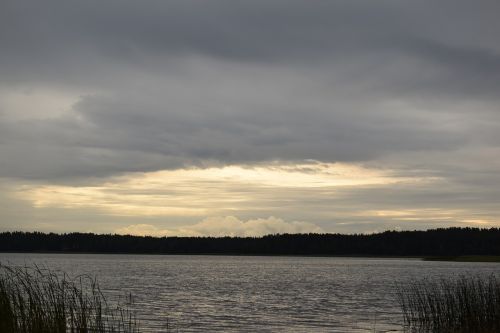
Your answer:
[14,162,417,218]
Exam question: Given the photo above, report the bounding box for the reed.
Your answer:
[397,275,500,333]
[0,262,138,333]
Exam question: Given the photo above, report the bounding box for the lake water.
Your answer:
[1,253,499,332]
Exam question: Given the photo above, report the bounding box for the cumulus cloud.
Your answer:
[115,216,323,237]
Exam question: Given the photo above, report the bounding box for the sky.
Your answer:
[1,0,500,236]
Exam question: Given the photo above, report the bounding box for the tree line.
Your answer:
[0,227,499,256]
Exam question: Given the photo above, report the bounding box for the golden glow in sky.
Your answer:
[17,162,411,217]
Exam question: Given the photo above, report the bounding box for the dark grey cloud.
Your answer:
[2,0,499,91]
[1,0,499,180]
[0,72,479,180]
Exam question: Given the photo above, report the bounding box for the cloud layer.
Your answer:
[1,1,499,233]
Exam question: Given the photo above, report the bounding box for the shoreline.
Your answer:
[0,251,424,259]
[5,252,500,262]
[423,255,500,262]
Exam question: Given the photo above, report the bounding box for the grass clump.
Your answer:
[398,275,500,333]
[0,262,138,333]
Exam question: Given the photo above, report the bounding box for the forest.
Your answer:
[1,227,499,256]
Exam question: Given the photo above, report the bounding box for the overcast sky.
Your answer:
[1,0,499,236]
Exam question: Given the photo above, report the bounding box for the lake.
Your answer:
[1,253,499,332]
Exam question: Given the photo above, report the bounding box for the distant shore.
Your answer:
[3,251,500,263]
[424,255,500,262]
[0,251,424,259]
[1,228,500,259]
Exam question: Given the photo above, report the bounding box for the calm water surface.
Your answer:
[1,253,499,332]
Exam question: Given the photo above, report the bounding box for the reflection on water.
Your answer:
[1,253,499,332]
